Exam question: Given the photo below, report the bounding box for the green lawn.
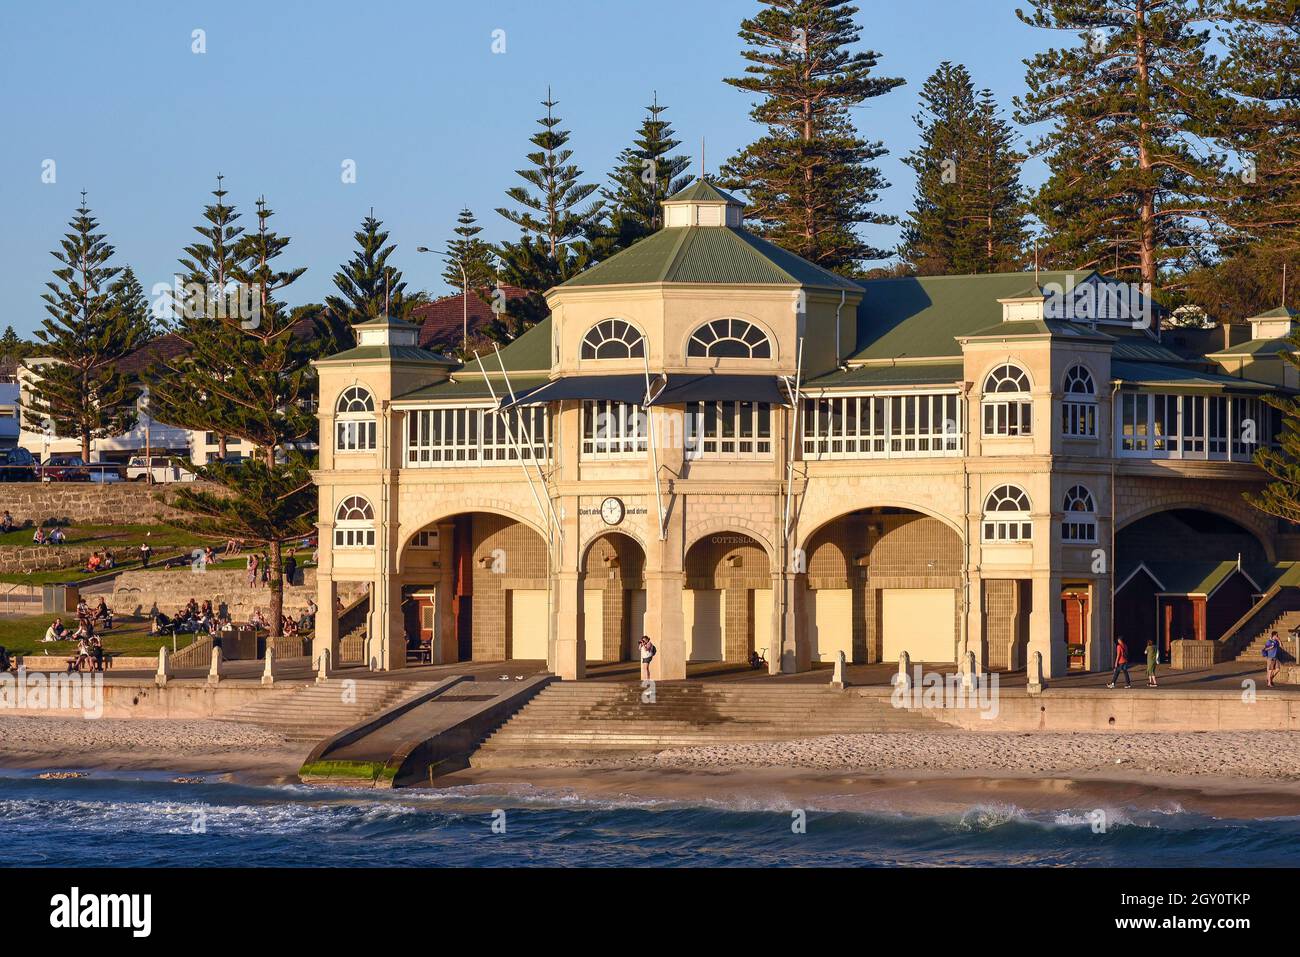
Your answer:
[0,523,316,585]
[0,614,178,657]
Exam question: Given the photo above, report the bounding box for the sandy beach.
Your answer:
[4,716,1300,818]
[0,715,307,782]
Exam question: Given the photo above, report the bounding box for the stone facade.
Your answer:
[0,481,222,528]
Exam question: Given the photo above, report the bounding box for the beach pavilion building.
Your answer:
[311,181,1299,680]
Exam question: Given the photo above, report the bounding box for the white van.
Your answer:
[126,456,196,483]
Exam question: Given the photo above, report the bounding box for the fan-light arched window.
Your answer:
[335,385,377,452]
[581,320,645,359]
[982,364,1032,437]
[1062,485,1097,543]
[982,485,1032,542]
[334,495,375,548]
[687,318,772,360]
[1062,365,1098,437]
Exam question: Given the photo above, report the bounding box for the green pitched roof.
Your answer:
[1208,337,1295,357]
[805,362,964,390]
[960,317,1115,342]
[395,374,550,403]
[561,225,859,291]
[665,180,741,204]
[850,271,1097,361]
[1252,306,1297,320]
[317,344,455,364]
[1110,359,1278,393]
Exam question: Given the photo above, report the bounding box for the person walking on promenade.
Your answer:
[1144,638,1159,687]
[1264,631,1282,688]
[638,635,656,680]
[1107,635,1132,689]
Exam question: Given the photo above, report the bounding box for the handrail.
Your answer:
[1216,583,1300,657]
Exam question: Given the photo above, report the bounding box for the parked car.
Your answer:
[41,454,90,482]
[87,461,124,483]
[125,455,195,483]
[0,447,38,482]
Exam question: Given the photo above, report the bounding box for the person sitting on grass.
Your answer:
[32,527,47,545]
[42,617,67,643]
[93,597,113,630]
[150,610,173,636]
[0,645,15,673]
[203,545,217,568]
[85,552,103,573]
[102,550,115,569]
[49,526,65,545]
[1,510,13,533]
[249,609,268,632]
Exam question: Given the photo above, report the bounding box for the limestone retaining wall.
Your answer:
[0,481,223,528]
[111,567,366,622]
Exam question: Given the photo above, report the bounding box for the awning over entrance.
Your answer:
[499,372,790,409]
[499,374,648,408]
[648,373,790,406]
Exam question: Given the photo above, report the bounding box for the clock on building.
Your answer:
[600,497,625,526]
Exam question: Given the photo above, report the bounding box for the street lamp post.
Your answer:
[416,246,468,353]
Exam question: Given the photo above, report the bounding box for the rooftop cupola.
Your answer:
[662,179,744,228]
[354,314,419,348]
[1248,305,1297,341]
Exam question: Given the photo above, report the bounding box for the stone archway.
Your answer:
[800,507,963,664]
[682,531,772,663]
[397,510,550,664]
[580,532,648,663]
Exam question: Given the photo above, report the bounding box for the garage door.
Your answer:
[806,588,853,663]
[881,588,955,663]
[584,589,605,661]
[510,589,548,660]
[683,589,724,661]
[753,589,774,661]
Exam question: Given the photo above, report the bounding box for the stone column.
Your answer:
[553,569,586,680]
[780,572,811,673]
[645,569,685,680]
[964,574,986,672]
[311,576,339,671]
[435,520,456,665]
[1029,571,1066,677]
[372,572,405,671]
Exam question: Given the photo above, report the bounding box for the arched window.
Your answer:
[1064,365,1094,395]
[1062,485,1097,543]
[687,318,772,360]
[982,485,1032,542]
[581,320,645,359]
[335,385,376,452]
[1062,365,1097,437]
[982,364,1032,437]
[333,495,375,548]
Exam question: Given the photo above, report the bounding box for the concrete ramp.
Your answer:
[299,674,555,787]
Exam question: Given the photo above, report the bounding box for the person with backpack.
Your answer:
[1107,634,1132,689]
[1264,631,1282,688]
[638,635,656,680]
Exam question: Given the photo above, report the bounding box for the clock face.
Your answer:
[600,497,625,526]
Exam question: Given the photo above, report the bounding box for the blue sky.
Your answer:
[0,0,1055,337]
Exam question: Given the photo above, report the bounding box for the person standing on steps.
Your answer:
[1107,634,1132,689]
[1264,631,1282,688]
[638,635,656,680]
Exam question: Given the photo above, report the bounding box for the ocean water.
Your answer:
[1,770,1297,867]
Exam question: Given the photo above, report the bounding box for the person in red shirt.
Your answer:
[1107,635,1132,689]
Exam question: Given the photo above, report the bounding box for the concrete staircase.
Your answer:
[471,682,951,766]
[222,679,435,744]
[1235,610,1300,662]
